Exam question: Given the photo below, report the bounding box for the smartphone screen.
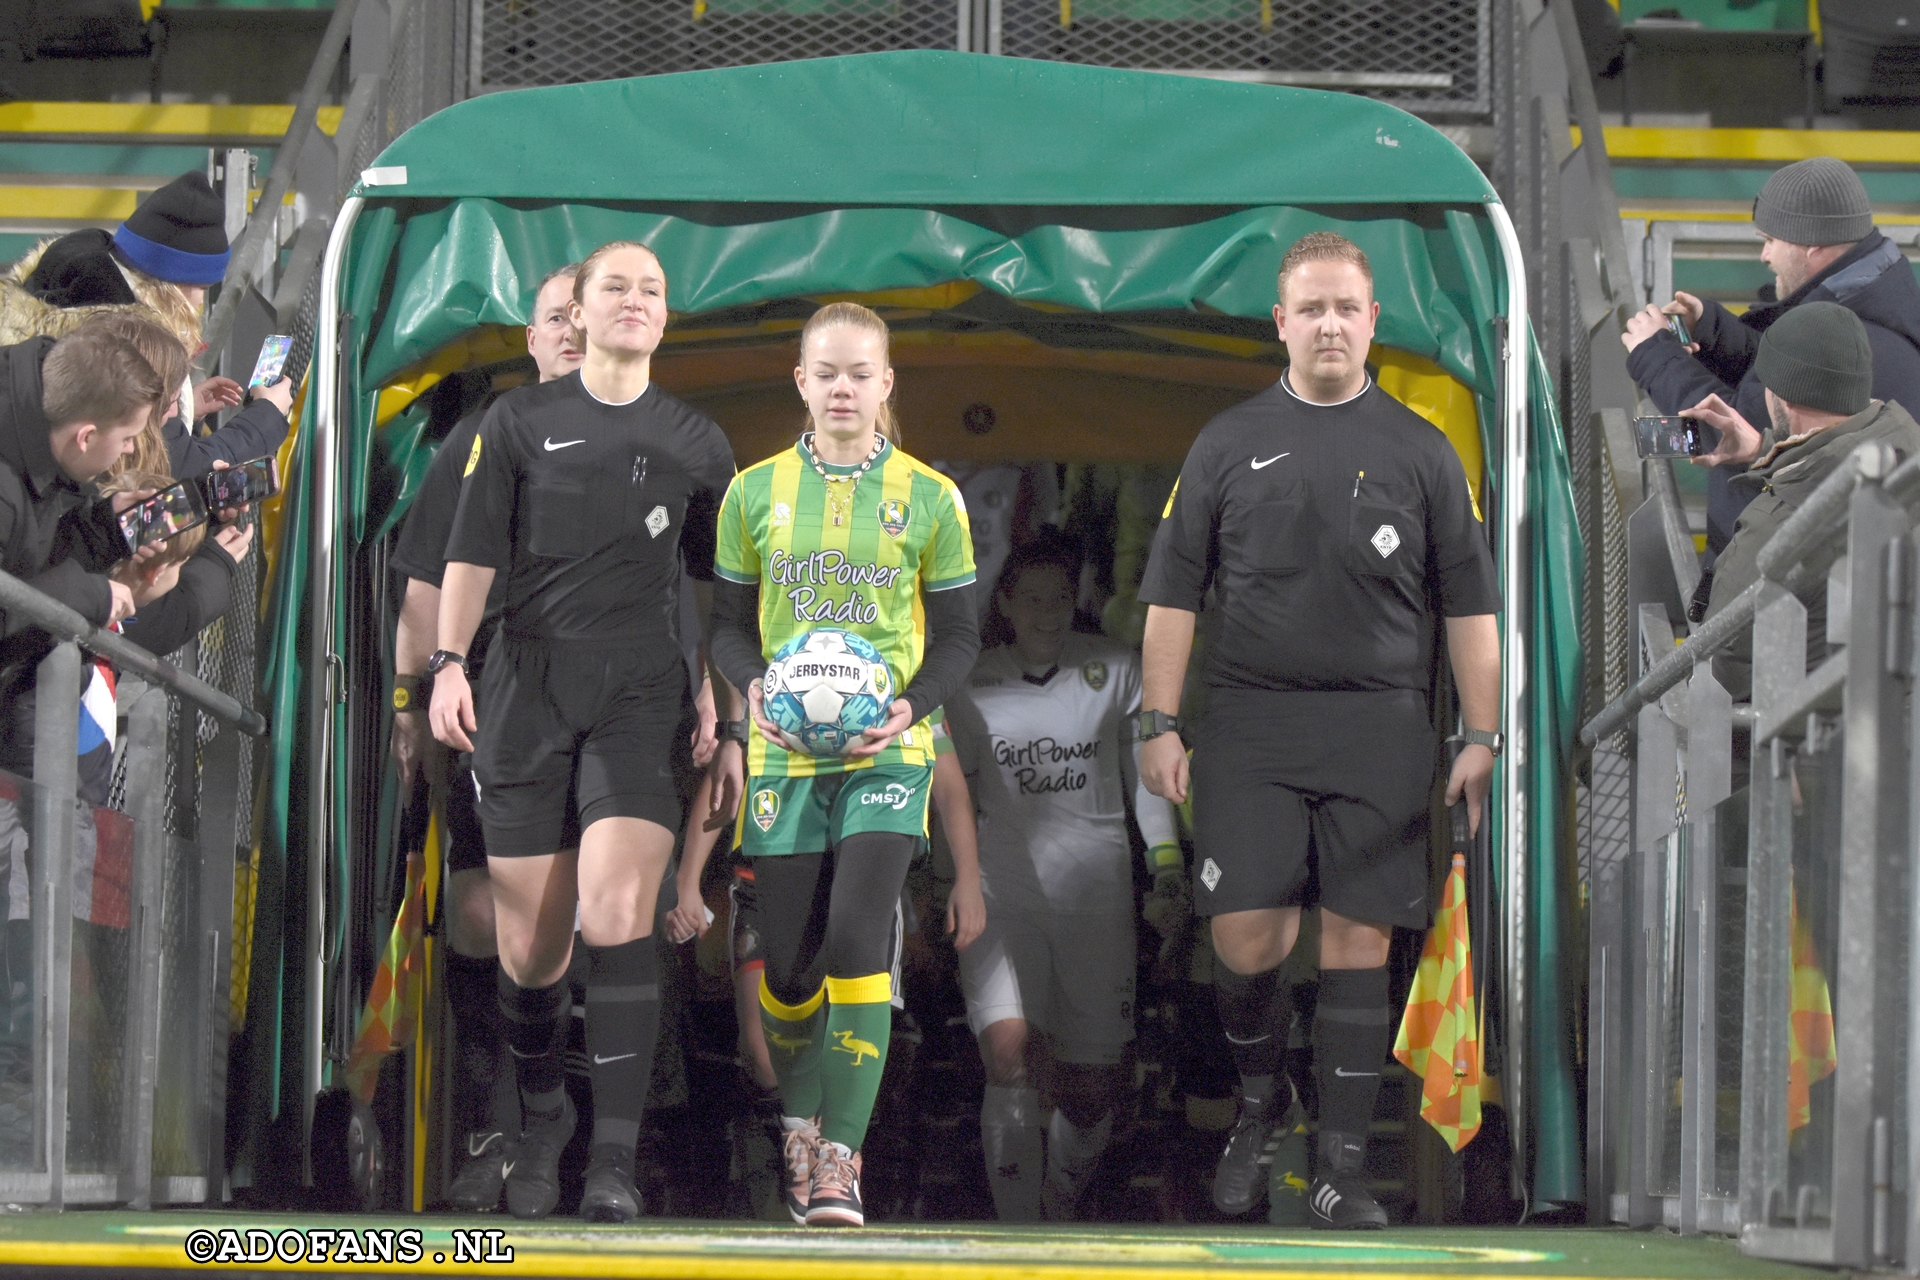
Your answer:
[1633,415,1719,459]
[117,481,209,556]
[197,457,280,511]
[248,335,293,389]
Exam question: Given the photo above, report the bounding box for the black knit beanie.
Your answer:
[111,171,230,285]
[1753,302,1872,417]
[1752,157,1873,247]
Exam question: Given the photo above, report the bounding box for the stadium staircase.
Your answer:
[0,102,342,267]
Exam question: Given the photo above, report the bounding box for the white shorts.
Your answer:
[959,904,1136,1064]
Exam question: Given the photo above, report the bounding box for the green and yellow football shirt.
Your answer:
[715,438,975,777]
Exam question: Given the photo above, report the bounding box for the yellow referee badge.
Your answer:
[463,433,482,477]
[751,788,780,832]
[391,685,410,711]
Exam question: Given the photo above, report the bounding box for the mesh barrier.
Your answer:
[473,0,1489,114]
[150,829,207,1183]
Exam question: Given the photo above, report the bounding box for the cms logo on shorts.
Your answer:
[860,782,916,811]
[751,789,781,832]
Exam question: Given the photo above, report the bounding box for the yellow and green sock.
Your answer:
[819,973,893,1151]
[759,974,825,1121]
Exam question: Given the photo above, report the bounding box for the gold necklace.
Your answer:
[802,431,884,526]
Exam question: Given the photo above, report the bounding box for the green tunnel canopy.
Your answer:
[358,51,1497,207]
[246,51,1582,1215]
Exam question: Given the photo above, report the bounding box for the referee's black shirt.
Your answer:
[1138,376,1500,693]
[446,372,735,646]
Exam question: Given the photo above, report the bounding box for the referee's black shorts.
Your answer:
[1188,687,1438,931]
[445,755,488,874]
[472,636,695,857]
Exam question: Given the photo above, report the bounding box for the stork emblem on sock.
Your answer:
[830,1028,880,1066]
[766,1030,812,1054]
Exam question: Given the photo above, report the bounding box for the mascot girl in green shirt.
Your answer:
[710,302,984,1227]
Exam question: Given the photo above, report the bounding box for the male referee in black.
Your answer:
[1138,232,1502,1229]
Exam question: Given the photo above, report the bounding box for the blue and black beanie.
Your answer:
[111,171,229,286]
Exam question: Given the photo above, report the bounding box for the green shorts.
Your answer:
[740,762,933,857]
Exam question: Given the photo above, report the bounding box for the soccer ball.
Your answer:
[762,629,895,757]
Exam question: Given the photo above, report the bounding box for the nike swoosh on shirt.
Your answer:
[500,1160,516,1180]
[1250,453,1290,469]
[1332,1067,1379,1078]
[592,1052,637,1065]
[544,438,585,451]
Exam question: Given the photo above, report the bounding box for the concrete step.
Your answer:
[0,101,337,266]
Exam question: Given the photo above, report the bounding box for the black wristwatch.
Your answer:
[1450,728,1504,758]
[426,649,467,679]
[719,719,750,746]
[1128,709,1181,743]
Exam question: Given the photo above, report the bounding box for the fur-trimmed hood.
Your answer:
[3,234,200,353]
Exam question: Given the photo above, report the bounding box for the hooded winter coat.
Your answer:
[5,233,290,478]
[1625,227,1920,557]
[1702,399,1920,699]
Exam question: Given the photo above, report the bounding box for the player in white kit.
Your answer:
[946,527,1186,1221]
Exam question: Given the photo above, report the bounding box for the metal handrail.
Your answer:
[1579,440,1911,745]
[1648,456,1702,605]
[195,0,362,376]
[0,565,265,737]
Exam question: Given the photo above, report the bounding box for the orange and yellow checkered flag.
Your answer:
[1787,887,1836,1132]
[341,847,428,1105]
[1394,851,1482,1152]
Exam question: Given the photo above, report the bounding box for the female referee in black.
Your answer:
[431,241,742,1222]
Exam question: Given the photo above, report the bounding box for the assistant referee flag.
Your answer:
[1394,852,1482,1151]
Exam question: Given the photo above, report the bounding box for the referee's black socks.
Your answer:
[583,937,663,1159]
[497,968,570,1131]
[1215,962,1292,1112]
[1314,965,1391,1156]
[446,950,512,1143]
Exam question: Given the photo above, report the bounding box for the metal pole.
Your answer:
[1487,198,1532,1193]
[306,194,363,1186]
[1680,661,1733,1233]
[196,0,362,376]
[31,643,80,1208]
[197,725,242,1207]
[1827,478,1912,1267]
[118,686,168,1209]
[1647,458,1702,606]
[0,569,264,737]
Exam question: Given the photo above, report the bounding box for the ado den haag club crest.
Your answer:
[876,499,910,538]
[752,788,781,832]
[1082,660,1107,691]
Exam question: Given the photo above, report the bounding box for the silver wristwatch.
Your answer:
[1451,727,1504,757]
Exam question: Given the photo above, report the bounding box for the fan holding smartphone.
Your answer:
[165,334,297,478]
[1689,305,1920,694]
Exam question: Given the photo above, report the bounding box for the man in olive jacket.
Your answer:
[1692,302,1920,697]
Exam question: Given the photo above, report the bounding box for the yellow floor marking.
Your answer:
[1572,125,1920,165]
[0,102,343,138]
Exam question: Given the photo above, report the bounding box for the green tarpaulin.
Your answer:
[246,51,1584,1207]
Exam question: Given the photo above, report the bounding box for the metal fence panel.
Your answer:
[471,0,1488,113]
